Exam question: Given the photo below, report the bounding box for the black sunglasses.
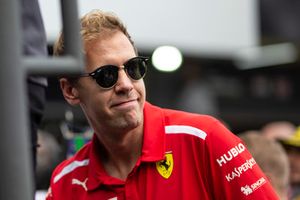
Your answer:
[79,56,148,89]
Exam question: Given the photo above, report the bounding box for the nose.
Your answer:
[114,67,133,93]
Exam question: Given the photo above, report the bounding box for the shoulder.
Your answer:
[145,102,234,141]
[50,142,91,185]
[146,101,219,130]
[160,105,242,154]
[46,142,91,199]
[163,106,228,137]
[164,107,218,125]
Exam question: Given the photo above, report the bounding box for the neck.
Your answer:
[96,125,143,180]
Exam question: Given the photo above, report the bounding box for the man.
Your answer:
[46,10,279,199]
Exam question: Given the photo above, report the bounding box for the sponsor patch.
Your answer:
[241,177,266,196]
[156,152,173,179]
[226,157,256,182]
[216,143,246,167]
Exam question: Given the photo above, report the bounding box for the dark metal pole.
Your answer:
[61,0,84,62]
[0,0,84,198]
[24,0,84,75]
[24,56,83,75]
[0,0,33,199]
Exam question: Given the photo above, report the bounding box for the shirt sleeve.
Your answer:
[204,119,280,199]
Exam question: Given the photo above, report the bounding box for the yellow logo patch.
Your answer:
[156,152,173,179]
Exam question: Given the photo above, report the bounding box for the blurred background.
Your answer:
[33,0,300,196]
[40,0,300,134]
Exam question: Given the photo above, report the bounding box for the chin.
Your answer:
[110,121,138,134]
[125,115,142,128]
[119,112,142,130]
[107,107,142,131]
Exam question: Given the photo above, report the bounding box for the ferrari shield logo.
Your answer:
[156,152,173,179]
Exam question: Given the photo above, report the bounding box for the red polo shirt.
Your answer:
[46,102,279,199]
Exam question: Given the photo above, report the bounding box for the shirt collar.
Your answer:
[87,136,124,191]
[140,102,166,162]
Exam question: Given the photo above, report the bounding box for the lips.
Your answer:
[111,99,137,108]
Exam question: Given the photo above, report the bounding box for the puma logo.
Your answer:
[72,178,88,191]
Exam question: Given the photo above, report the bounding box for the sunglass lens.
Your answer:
[95,65,118,88]
[126,58,147,80]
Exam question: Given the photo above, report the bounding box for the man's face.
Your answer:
[72,31,146,135]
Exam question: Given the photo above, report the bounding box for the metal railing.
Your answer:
[0,0,83,199]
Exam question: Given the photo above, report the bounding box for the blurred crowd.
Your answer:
[239,121,300,200]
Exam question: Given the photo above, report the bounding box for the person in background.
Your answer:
[260,121,300,200]
[21,0,48,168]
[239,131,290,200]
[262,121,296,141]
[280,127,300,200]
[36,129,62,190]
[46,9,279,199]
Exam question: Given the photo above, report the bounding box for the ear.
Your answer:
[60,78,80,105]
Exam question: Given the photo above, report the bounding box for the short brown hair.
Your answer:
[53,9,137,56]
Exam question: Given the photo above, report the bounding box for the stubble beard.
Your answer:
[109,108,143,132]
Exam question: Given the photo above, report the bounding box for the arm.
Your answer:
[205,120,280,199]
